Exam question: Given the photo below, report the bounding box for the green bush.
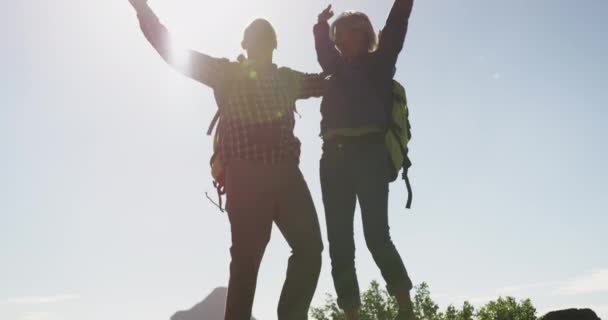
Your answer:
[310,281,537,320]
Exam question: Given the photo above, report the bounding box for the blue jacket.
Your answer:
[313,0,413,135]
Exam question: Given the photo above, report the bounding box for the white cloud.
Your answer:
[440,282,555,305]
[492,72,502,80]
[22,312,54,320]
[495,281,561,296]
[2,294,80,305]
[439,268,608,308]
[556,269,608,295]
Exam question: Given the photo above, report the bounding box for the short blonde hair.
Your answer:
[330,11,378,52]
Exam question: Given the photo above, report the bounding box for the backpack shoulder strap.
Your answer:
[207,111,221,136]
[206,88,226,136]
[206,58,241,136]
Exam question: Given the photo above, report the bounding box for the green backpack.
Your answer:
[385,80,413,209]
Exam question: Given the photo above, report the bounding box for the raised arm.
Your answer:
[377,0,414,66]
[129,0,229,88]
[313,5,341,74]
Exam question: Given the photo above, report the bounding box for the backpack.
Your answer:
[385,80,413,209]
[205,98,226,212]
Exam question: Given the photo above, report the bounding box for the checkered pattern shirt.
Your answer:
[137,6,326,163]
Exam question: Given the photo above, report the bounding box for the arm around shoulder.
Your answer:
[283,68,327,100]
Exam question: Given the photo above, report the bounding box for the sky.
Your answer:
[1,0,607,320]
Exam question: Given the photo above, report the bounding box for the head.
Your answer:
[331,11,377,58]
[241,19,278,63]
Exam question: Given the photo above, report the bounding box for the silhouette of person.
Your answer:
[128,1,325,319]
[313,1,416,320]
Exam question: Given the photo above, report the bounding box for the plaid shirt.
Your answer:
[137,6,326,163]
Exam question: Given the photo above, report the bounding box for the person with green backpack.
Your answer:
[128,1,327,319]
[313,1,416,320]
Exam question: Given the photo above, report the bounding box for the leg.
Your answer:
[355,143,413,301]
[274,165,324,320]
[224,160,276,320]
[320,144,361,312]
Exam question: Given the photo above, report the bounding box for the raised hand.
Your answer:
[128,0,148,10]
[318,5,334,23]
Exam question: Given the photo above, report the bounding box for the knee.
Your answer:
[290,245,322,277]
[364,233,394,257]
[230,239,268,266]
[309,249,323,271]
[329,248,356,273]
[295,239,323,263]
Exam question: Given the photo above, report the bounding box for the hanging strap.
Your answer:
[205,181,226,213]
[206,110,225,213]
[403,167,413,209]
[214,180,226,212]
[391,129,413,209]
[207,111,220,136]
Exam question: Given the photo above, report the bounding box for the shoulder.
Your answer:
[370,50,388,63]
[218,58,239,71]
[216,58,249,81]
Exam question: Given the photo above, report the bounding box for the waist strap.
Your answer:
[324,131,385,146]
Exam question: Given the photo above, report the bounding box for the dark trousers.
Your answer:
[223,159,323,320]
[320,134,413,310]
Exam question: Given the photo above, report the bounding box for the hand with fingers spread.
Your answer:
[318,4,334,23]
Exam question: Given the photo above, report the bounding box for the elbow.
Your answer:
[148,42,173,65]
[316,49,339,72]
[317,58,334,74]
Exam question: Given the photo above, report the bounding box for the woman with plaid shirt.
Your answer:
[129,1,326,319]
